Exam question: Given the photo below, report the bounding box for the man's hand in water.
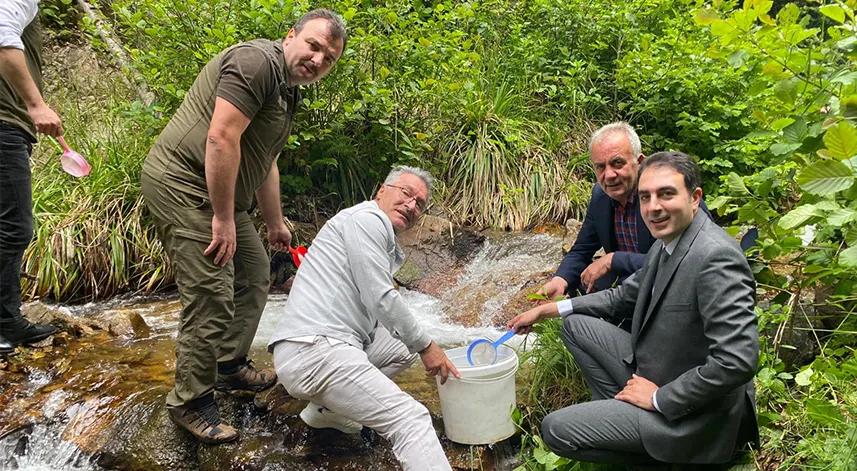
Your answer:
[420,341,460,385]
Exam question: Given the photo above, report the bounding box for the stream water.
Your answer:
[0,231,563,471]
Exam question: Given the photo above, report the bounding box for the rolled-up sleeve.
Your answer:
[0,0,39,50]
[342,210,432,354]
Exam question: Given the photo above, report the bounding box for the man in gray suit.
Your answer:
[508,151,759,465]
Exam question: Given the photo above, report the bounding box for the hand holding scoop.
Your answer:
[466,329,516,366]
[57,136,90,177]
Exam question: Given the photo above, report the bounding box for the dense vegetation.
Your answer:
[27,0,857,469]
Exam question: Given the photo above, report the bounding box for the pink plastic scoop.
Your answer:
[57,136,90,177]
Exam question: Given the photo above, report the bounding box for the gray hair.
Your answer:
[588,121,642,157]
[294,8,348,51]
[384,166,434,201]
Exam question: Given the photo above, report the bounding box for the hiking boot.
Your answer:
[0,334,14,354]
[215,360,277,392]
[300,402,362,434]
[168,401,239,444]
[0,318,57,347]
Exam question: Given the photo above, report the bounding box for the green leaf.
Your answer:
[783,117,808,143]
[828,208,857,227]
[727,172,751,196]
[797,160,855,195]
[770,142,802,156]
[771,118,795,131]
[727,50,750,68]
[840,246,857,268]
[694,8,720,25]
[757,411,781,428]
[779,204,817,230]
[846,228,857,246]
[708,195,731,211]
[777,3,800,27]
[830,71,857,86]
[774,77,799,105]
[824,121,857,159]
[806,398,844,425]
[795,367,813,386]
[820,4,846,23]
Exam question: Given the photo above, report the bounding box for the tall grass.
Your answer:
[22,46,169,302]
[437,78,592,230]
[517,318,590,430]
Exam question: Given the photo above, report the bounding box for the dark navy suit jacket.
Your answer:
[555,183,712,296]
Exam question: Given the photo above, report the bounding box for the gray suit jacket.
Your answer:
[571,211,759,463]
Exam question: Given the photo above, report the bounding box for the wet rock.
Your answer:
[29,336,55,348]
[396,214,485,291]
[254,384,292,411]
[97,310,152,338]
[562,218,582,253]
[393,258,423,287]
[97,399,200,471]
[448,443,488,468]
[22,301,107,337]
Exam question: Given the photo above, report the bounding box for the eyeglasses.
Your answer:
[386,184,429,213]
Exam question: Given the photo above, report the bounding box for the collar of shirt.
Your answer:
[664,230,684,255]
[610,188,638,210]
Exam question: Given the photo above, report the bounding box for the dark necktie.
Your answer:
[659,248,670,269]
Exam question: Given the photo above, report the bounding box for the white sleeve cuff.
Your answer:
[651,390,662,413]
[556,299,574,317]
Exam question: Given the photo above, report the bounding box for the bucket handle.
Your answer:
[443,364,518,384]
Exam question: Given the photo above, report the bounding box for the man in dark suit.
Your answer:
[542,123,711,301]
[508,152,759,466]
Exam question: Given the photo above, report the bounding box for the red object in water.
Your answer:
[289,246,308,268]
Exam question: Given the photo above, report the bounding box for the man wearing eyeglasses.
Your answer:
[269,166,458,470]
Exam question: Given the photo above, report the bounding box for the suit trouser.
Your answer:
[0,123,34,328]
[541,314,659,465]
[273,327,452,471]
[141,172,269,409]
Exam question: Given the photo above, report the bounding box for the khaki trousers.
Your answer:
[141,172,270,409]
[273,327,452,471]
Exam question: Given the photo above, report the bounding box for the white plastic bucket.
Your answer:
[436,345,519,445]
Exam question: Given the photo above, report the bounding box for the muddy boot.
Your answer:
[215,359,277,392]
[0,334,13,354]
[0,317,57,347]
[168,399,238,444]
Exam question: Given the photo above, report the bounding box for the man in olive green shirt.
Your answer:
[141,8,346,444]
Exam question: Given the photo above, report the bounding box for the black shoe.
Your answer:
[0,318,57,347]
[0,334,13,354]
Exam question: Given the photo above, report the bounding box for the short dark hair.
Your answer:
[639,151,702,195]
[294,8,348,51]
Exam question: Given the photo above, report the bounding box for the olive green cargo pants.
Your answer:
[141,172,269,409]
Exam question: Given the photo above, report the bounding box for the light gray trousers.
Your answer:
[541,314,659,465]
[273,327,452,471]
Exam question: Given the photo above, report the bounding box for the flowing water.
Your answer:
[0,231,562,471]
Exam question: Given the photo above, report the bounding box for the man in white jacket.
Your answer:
[269,166,457,470]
